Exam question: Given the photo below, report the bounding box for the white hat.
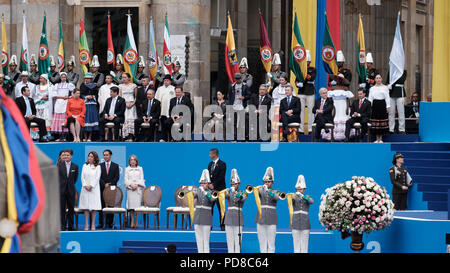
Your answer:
[173,56,181,67]
[40,73,49,82]
[138,56,146,68]
[30,54,37,66]
[366,52,373,63]
[49,55,56,67]
[91,55,100,68]
[199,169,211,184]
[273,53,281,65]
[306,50,311,62]
[20,71,29,76]
[263,167,274,182]
[239,57,249,69]
[68,55,76,67]
[295,175,306,189]
[9,55,17,66]
[337,50,345,63]
[116,54,123,66]
[230,169,241,185]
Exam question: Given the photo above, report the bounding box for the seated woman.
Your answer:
[206,90,227,140]
[66,89,86,142]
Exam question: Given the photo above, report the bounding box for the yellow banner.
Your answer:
[432,1,450,102]
[287,193,294,227]
[186,191,195,222]
[218,189,227,222]
[253,186,262,219]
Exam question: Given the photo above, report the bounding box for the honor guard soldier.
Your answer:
[171,57,186,88]
[268,53,287,90]
[7,55,20,87]
[387,70,407,134]
[49,55,60,85]
[291,175,313,253]
[66,56,80,86]
[0,73,13,97]
[90,55,104,89]
[296,50,316,134]
[224,169,247,253]
[29,54,40,85]
[336,50,352,85]
[256,167,282,253]
[194,169,217,253]
[111,54,124,85]
[239,57,253,91]
[365,53,379,94]
[134,56,148,86]
[390,153,412,210]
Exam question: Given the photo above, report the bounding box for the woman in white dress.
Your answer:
[124,155,146,229]
[79,151,102,231]
[119,73,137,141]
[324,74,354,141]
[271,76,289,107]
[32,74,53,139]
[51,72,75,140]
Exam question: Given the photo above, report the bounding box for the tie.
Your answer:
[320,99,325,110]
[212,162,216,172]
[147,100,152,116]
[66,163,70,177]
[359,99,363,109]
[258,96,263,109]
[413,103,418,113]
[177,98,180,105]
[287,96,291,107]
[106,162,110,174]
[25,97,32,116]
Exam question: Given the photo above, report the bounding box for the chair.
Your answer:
[166,185,197,229]
[311,107,336,142]
[105,122,123,141]
[140,122,159,142]
[277,122,301,142]
[134,185,162,229]
[70,190,82,230]
[102,186,127,229]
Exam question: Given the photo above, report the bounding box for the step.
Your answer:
[422,192,449,202]
[408,167,450,176]
[119,247,227,253]
[122,240,227,248]
[411,175,450,184]
[392,143,450,151]
[401,151,450,160]
[405,159,450,168]
[418,183,450,193]
[427,201,448,211]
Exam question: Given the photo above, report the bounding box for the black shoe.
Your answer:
[96,224,104,229]
[39,138,49,142]
[220,225,225,231]
[60,227,67,231]
[67,227,76,231]
[325,129,330,134]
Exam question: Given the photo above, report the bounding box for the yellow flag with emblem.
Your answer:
[218,189,227,223]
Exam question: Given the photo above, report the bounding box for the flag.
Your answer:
[19,14,29,72]
[123,13,138,81]
[57,19,65,72]
[259,11,272,74]
[1,15,8,75]
[38,15,50,75]
[289,11,308,83]
[225,14,239,84]
[107,12,115,70]
[163,14,172,76]
[389,12,405,86]
[78,19,90,76]
[148,17,159,87]
[356,14,366,84]
[321,14,338,75]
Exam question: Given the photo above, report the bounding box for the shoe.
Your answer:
[220,225,225,231]
[60,227,67,231]
[96,225,104,229]
[39,138,49,143]
[400,131,406,135]
[67,227,76,231]
[325,129,330,134]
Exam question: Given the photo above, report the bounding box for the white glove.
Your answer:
[263,184,268,191]
[231,187,236,192]
[265,82,271,87]
[267,72,272,78]
[388,85,392,90]
[359,83,366,89]
[296,82,303,88]
[110,71,116,77]
[149,80,154,86]
[4,75,10,80]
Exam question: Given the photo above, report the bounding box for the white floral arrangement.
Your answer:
[319,176,395,234]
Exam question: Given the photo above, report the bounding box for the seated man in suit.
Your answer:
[134,89,161,142]
[405,92,420,134]
[312,88,334,140]
[99,86,126,141]
[279,85,301,141]
[247,84,272,141]
[345,88,372,141]
[15,86,48,142]
[136,76,152,115]
[165,86,194,141]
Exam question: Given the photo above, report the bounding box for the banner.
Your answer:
[78,19,90,76]
[163,14,172,76]
[148,17,159,87]
[322,14,338,75]
[289,11,308,84]
[19,14,29,72]
[38,15,50,76]
[389,12,405,87]
[2,15,9,75]
[432,1,450,102]
[107,13,115,70]
[57,19,65,72]
[225,14,239,84]
[259,11,273,74]
[356,14,367,84]
[123,14,138,81]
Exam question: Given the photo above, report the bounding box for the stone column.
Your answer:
[271,0,281,53]
[405,0,416,97]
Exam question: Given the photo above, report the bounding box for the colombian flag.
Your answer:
[356,14,367,84]
[289,11,308,83]
[57,19,65,72]
[2,15,9,75]
[225,14,239,84]
[0,87,45,253]
[322,14,338,75]
[78,19,90,76]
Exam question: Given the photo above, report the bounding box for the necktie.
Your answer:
[147,100,152,116]
[66,163,70,177]
[177,98,180,105]
[320,99,325,110]
[287,96,291,107]
[106,162,110,174]
[259,96,263,109]
[413,103,418,113]
[25,97,32,116]
[212,162,216,172]
[359,99,363,109]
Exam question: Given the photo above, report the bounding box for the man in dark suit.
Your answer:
[405,92,420,134]
[207,148,226,230]
[15,86,48,142]
[279,85,301,141]
[166,86,194,141]
[136,75,152,115]
[58,149,79,231]
[99,86,126,141]
[345,88,372,141]
[97,149,120,229]
[247,84,272,141]
[134,89,161,142]
[312,88,334,140]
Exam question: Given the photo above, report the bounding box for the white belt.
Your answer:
[195,205,211,210]
[293,210,308,215]
[261,205,276,209]
[307,81,315,85]
[228,207,242,211]
[395,84,404,87]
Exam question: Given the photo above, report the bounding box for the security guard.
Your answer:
[28,54,40,85]
[239,57,253,91]
[337,50,352,85]
[291,175,313,253]
[171,57,186,88]
[90,55,105,88]
[49,55,60,84]
[268,53,287,90]
[296,50,316,134]
[66,55,80,86]
[134,56,148,86]
[387,70,407,134]
[389,153,412,210]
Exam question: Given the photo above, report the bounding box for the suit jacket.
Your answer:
[58,161,79,196]
[208,159,226,191]
[280,96,301,122]
[312,98,334,123]
[136,84,152,113]
[99,161,120,189]
[227,83,251,108]
[249,94,272,113]
[101,96,126,120]
[350,98,372,123]
[168,95,194,117]
[405,102,420,118]
[138,98,161,120]
[15,96,37,117]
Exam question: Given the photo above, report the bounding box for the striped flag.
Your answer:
[321,14,338,75]
[107,12,115,70]
[19,14,29,72]
[356,14,366,84]
[389,12,405,86]
[163,14,172,76]
[259,11,273,74]
[78,19,90,76]
[289,11,308,83]
[123,13,138,81]
[2,15,9,75]
[148,17,159,87]
[38,15,50,75]
[225,14,239,84]
[57,19,65,72]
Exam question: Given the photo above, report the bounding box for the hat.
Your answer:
[306,50,311,62]
[116,54,123,66]
[263,167,274,182]
[91,55,100,68]
[392,153,404,165]
[239,57,249,69]
[49,55,56,67]
[20,71,29,76]
[337,50,345,63]
[234,73,242,80]
[9,55,17,66]
[59,72,68,77]
[199,169,211,184]
[30,54,37,66]
[138,56,146,68]
[40,73,49,82]
[84,72,94,79]
[173,56,181,67]
[163,74,172,81]
[68,55,76,67]
[295,175,306,189]
[366,52,373,63]
[273,53,281,65]
[230,169,241,185]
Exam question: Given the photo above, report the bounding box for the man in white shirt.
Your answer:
[155,74,175,141]
[98,74,117,113]
[14,71,36,98]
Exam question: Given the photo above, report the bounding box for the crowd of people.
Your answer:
[0,50,421,143]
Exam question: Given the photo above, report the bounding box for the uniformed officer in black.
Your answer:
[336,50,352,85]
[389,153,412,210]
[364,53,379,95]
